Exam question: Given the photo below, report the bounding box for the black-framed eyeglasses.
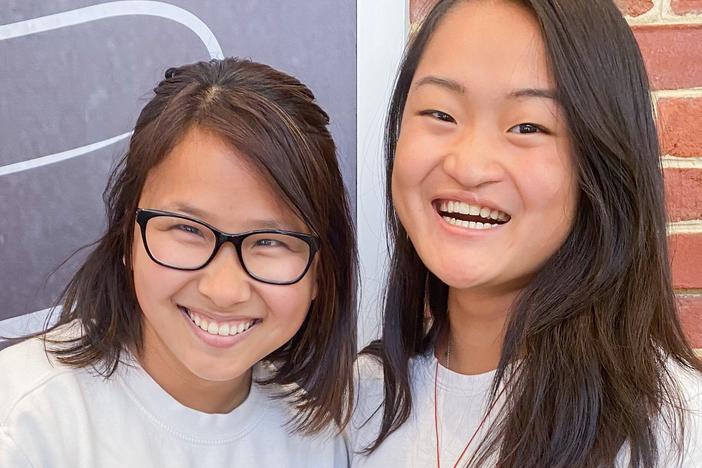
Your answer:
[135,208,319,285]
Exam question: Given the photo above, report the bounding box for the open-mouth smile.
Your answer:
[435,199,511,230]
[178,305,261,347]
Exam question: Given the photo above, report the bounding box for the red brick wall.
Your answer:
[409,0,702,350]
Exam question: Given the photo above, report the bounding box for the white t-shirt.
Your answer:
[0,331,348,468]
[348,352,702,467]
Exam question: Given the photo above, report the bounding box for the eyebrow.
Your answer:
[414,76,466,94]
[414,75,558,102]
[168,202,211,220]
[166,202,294,231]
[508,88,558,101]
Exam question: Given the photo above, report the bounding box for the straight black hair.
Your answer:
[365,1,702,466]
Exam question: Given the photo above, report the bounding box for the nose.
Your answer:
[196,243,252,308]
[442,125,505,188]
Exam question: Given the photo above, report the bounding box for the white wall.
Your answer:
[356,0,408,348]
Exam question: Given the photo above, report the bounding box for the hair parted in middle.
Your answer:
[364,0,702,466]
[41,57,358,434]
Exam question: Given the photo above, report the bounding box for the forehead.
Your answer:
[144,127,264,195]
[415,0,553,91]
[139,126,305,232]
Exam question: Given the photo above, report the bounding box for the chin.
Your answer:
[424,257,482,287]
[186,360,252,383]
[440,277,485,291]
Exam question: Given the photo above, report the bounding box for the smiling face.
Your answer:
[131,126,317,406]
[392,0,578,299]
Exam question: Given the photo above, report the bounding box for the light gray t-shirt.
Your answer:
[348,352,702,467]
[0,329,347,468]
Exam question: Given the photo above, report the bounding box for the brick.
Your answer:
[672,0,702,14]
[411,0,656,20]
[410,0,439,24]
[615,0,655,16]
[665,168,702,222]
[633,25,702,90]
[669,233,702,289]
[677,295,702,348]
[658,98,702,157]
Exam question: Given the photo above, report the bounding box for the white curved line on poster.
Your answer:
[0,131,134,176]
[0,0,223,177]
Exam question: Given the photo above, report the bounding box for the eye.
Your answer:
[508,123,546,135]
[254,238,283,248]
[175,224,204,237]
[418,109,456,123]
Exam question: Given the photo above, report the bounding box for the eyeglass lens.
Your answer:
[143,215,312,284]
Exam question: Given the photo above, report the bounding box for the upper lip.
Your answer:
[432,192,510,216]
[178,305,260,323]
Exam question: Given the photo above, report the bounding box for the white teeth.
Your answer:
[442,217,502,230]
[184,309,257,337]
[439,200,509,223]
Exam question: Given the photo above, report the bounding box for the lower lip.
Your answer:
[180,307,259,349]
[434,209,508,236]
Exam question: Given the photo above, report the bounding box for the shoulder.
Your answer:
[659,358,702,466]
[350,353,385,429]
[0,337,71,421]
[355,352,383,385]
[0,322,89,423]
[353,350,433,390]
[347,351,432,456]
[251,364,349,465]
[666,358,702,404]
[0,332,89,467]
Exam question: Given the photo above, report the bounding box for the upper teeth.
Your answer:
[185,309,257,337]
[440,200,509,222]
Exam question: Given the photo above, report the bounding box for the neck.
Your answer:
[439,287,518,375]
[136,330,251,414]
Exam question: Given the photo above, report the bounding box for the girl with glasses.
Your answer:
[0,58,356,467]
[349,1,702,467]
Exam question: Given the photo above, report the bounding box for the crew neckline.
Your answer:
[115,352,269,444]
[417,351,497,397]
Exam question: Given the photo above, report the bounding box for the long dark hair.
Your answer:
[17,58,357,434]
[364,0,702,466]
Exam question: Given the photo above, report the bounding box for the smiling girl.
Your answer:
[0,58,356,467]
[350,1,702,467]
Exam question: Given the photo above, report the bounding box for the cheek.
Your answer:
[392,132,434,214]
[394,125,431,181]
[259,279,315,326]
[517,150,577,223]
[131,240,187,311]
